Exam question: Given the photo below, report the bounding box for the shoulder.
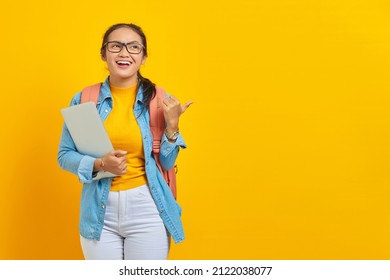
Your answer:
[69,80,106,106]
[69,91,82,106]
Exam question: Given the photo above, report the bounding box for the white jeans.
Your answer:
[80,185,170,260]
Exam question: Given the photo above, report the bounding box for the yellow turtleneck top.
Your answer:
[104,83,147,191]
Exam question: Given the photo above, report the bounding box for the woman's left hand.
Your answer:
[161,95,193,133]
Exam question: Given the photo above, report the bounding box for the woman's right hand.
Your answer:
[94,150,128,175]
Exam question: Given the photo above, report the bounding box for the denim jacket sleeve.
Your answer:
[57,93,96,183]
[159,130,187,171]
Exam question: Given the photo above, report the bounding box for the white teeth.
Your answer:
[117,61,131,65]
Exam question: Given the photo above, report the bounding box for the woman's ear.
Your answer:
[101,49,107,61]
[141,56,147,65]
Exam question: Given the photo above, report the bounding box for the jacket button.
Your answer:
[101,204,105,209]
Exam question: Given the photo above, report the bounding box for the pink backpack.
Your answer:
[81,83,177,199]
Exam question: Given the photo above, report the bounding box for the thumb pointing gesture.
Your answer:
[162,95,193,128]
[181,101,193,114]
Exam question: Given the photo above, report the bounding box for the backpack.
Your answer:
[80,83,177,199]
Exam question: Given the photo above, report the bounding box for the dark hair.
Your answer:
[100,23,156,109]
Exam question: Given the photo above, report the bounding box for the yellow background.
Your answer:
[1,0,390,259]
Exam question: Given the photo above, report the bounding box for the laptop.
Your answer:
[61,102,117,180]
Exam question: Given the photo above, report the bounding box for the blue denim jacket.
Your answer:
[57,78,185,243]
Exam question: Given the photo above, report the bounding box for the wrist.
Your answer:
[165,128,180,142]
[94,158,105,172]
[166,124,179,135]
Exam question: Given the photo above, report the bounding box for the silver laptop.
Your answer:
[61,102,117,180]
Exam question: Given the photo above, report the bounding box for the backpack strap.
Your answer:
[149,87,166,154]
[81,83,101,105]
[149,87,177,199]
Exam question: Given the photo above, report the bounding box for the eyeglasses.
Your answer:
[104,41,144,54]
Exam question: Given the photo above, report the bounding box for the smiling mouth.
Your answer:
[116,61,132,65]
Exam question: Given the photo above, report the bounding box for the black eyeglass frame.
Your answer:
[103,41,145,54]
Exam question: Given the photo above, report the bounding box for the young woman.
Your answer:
[58,23,191,260]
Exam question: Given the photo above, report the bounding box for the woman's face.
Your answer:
[102,27,145,86]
